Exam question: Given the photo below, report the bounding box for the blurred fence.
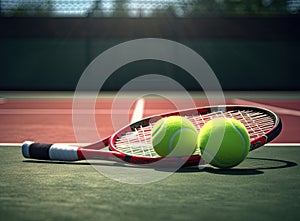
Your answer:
[1,0,299,17]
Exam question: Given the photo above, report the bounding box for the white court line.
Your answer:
[0,143,84,147]
[2,143,299,147]
[130,98,145,123]
[233,98,300,117]
[0,98,7,104]
[264,143,300,147]
[0,99,146,115]
[0,109,139,115]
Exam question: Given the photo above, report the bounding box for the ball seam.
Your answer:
[168,128,198,154]
[151,118,166,138]
[209,119,249,168]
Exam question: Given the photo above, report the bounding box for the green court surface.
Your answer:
[1,145,299,221]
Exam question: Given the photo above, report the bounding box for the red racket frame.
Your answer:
[71,105,282,167]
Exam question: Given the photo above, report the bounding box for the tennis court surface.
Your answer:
[0,91,299,221]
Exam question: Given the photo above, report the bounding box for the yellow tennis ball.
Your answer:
[151,116,198,157]
[197,118,250,169]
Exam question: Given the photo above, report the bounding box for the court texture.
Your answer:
[0,91,299,221]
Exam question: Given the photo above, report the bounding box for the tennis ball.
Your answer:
[197,118,250,169]
[151,116,198,157]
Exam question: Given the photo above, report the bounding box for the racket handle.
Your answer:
[22,141,79,161]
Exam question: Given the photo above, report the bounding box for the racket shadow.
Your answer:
[23,157,297,175]
[22,159,179,170]
[194,157,298,176]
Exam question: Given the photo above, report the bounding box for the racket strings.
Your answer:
[117,125,156,157]
[114,109,275,157]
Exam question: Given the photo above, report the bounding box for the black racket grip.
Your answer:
[22,141,79,161]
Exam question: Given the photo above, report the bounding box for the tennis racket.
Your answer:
[22,105,282,167]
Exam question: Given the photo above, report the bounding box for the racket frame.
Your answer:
[23,105,282,167]
[105,105,282,166]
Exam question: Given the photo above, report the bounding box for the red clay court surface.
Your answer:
[0,92,299,144]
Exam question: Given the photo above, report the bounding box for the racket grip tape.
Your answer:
[22,141,79,161]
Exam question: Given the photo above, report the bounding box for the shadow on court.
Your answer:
[23,156,297,176]
[177,157,298,175]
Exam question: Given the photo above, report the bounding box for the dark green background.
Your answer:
[0,17,299,91]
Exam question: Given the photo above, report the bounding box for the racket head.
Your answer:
[104,105,282,167]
